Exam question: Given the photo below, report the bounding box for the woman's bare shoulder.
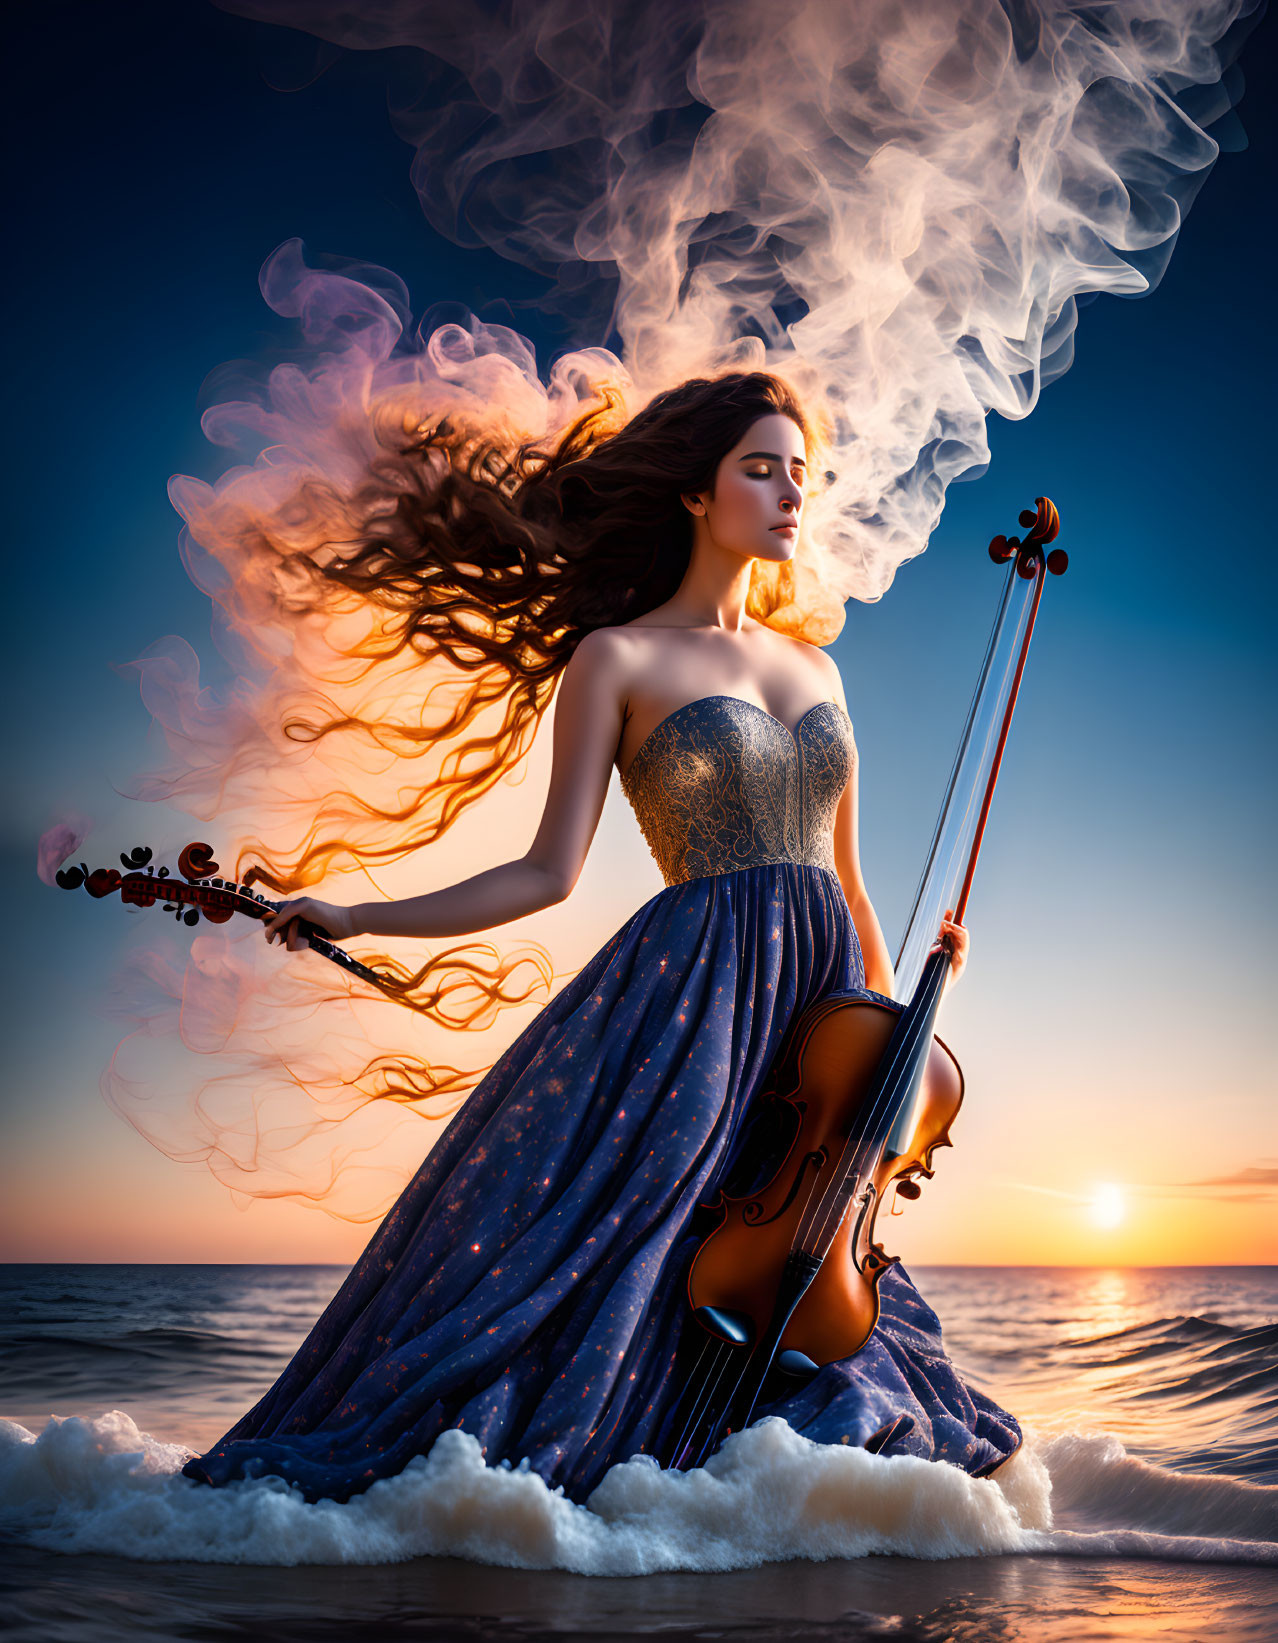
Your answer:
[562,625,654,702]
[575,618,676,667]
[766,624,832,656]
[763,624,847,696]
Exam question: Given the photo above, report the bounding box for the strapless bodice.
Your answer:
[618,694,856,887]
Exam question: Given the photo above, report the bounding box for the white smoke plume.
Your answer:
[220,0,1260,597]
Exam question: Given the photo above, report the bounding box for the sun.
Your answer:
[1088,1182,1126,1230]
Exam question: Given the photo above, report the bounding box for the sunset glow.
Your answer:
[1089,1184,1127,1231]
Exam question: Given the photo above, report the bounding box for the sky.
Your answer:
[4,1,1276,1268]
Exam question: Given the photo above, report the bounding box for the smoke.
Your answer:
[36,814,94,887]
[221,0,1259,596]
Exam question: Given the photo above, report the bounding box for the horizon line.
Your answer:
[3,1259,1275,1270]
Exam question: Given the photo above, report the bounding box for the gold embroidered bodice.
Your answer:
[618,695,856,887]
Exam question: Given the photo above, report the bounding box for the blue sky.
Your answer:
[5,2,1274,1263]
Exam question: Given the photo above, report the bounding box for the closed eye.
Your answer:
[739,450,806,477]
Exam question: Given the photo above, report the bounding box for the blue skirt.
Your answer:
[181,865,1021,1504]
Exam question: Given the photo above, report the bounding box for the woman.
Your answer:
[180,369,1021,1505]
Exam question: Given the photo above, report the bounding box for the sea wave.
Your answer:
[1,1409,1273,1575]
[1022,1312,1278,1482]
[1039,1430,1278,1543]
[1060,1314,1278,1374]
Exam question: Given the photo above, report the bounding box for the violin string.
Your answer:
[806,960,946,1255]
[896,567,1014,957]
[673,1350,732,1471]
[927,591,1027,943]
[896,568,1024,992]
[792,1019,919,1257]
[799,958,949,1260]
[788,1141,847,1272]
[796,1028,913,1256]
[683,1341,745,1470]
[681,1329,762,1471]
[705,1310,792,1466]
[839,958,948,1207]
[791,1130,855,1255]
[666,1334,716,1468]
[718,1297,805,1457]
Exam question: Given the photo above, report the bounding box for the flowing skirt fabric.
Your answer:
[182,865,1021,1504]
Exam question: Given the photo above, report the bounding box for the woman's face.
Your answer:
[684,411,807,563]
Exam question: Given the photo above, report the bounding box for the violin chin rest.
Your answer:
[693,1305,753,1347]
[775,1348,821,1379]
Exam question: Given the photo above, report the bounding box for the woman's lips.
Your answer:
[771,522,798,533]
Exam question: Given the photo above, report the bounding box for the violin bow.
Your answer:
[670,497,1067,1470]
[55,840,388,990]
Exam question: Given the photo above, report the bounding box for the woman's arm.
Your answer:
[830,756,898,998]
[815,658,897,997]
[266,630,629,949]
[824,659,969,995]
[348,857,566,941]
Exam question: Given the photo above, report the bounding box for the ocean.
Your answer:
[1,1263,1274,1641]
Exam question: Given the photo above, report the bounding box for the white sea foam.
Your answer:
[1036,1429,1278,1544]
[2,1410,1273,1573]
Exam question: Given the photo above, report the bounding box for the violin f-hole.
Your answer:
[744,1148,827,1227]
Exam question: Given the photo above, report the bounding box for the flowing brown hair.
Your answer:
[222,368,840,1132]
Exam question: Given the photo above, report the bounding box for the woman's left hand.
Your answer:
[938,908,970,985]
[263,896,358,951]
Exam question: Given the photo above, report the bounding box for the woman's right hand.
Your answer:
[263,897,361,950]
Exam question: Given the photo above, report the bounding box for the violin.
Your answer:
[664,497,1066,1471]
[688,982,963,1371]
[55,840,386,988]
[664,944,962,1471]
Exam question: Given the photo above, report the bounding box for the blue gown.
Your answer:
[181,695,1022,1504]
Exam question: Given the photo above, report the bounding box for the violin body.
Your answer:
[688,991,964,1367]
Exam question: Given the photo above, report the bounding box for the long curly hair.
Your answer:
[212,368,838,1142]
[252,368,835,886]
